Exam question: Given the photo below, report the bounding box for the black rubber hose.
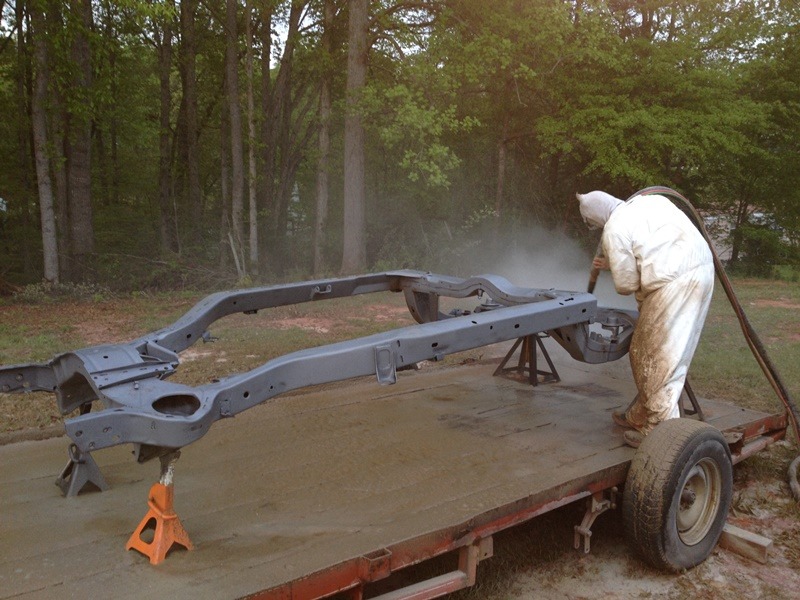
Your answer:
[631,186,800,502]
[587,241,603,294]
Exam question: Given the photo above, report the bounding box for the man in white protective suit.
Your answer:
[576,190,715,448]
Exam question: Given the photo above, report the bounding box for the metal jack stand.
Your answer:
[574,489,617,554]
[126,451,194,565]
[55,403,109,497]
[494,334,560,386]
[679,377,706,421]
[55,443,109,497]
[621,378,706,422]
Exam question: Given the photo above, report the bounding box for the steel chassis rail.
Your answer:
[0,270,635,461]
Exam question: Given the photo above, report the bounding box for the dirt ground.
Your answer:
[1,293,799,600]
[476,445,800,600]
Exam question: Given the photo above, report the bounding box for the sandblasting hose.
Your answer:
[587,242,603,294]
[634,186,800,501]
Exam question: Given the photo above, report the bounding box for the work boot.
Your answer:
[623,430,644,449]
[612,410,635,430]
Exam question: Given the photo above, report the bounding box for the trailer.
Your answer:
[0,270,790,599]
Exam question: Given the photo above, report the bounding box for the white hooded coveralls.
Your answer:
[578,192,715,433]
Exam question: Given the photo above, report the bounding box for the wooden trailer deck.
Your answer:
[0,351,786,599]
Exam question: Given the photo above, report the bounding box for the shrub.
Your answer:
[10,281,113,304]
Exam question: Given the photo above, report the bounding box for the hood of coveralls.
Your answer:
[576,191,623,229]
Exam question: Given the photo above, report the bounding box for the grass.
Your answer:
[0,325,80,365]
[691,279,800,417]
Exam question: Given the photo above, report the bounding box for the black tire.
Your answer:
[622,418,732,571]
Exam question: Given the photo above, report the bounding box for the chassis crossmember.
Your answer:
[0,270,635,462]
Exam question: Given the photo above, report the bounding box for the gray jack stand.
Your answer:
[56,443,109,497]
[494,334,560,386]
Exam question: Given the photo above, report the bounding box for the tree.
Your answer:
[245,0,258,267]
[65,0,95,280]
[341,0,368,274]
[1,0,798,287]
[180,0,202,250]
[13,0,34,277]
[704,1,800,265]
[257,0,274,272]
[155,1,178,254]
[260,0,317,276]
[225,0,246,276]
[313,0,335,275]
[29,0,59,282]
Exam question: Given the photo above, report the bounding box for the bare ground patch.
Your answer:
[751,298,800,310]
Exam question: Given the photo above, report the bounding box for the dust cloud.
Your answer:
[444,224,636,311]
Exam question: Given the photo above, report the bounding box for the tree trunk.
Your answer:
[245,0,258,268]
[94,125,110,206]
[495,134,507,218]
[16,0,35,279]
[225,0,246,275]
[52,108,69,277]
[158,5,178,254]
[180,0,202,248]
[98,4,117,206]
[219,70,232,271]
[66,0,94,280]
[257,3,273,273]
[275,0,305,266]
[109,50,120,205]
[30,0,60,282]
[313,0,334,275]
[341,0,368,274]
[730,194,751,264]
[45,1,70,277]
[269,1,304,276]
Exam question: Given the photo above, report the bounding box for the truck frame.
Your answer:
[0,271,635,462]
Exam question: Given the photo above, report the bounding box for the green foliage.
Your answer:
[773,265,800,283]
[1,0,799,287]
[93,253,240,292]
[361,81,474,190]
[372,203,500,275]
[692,277,800,415]
[9,281,113,305]
[730,222,798,278]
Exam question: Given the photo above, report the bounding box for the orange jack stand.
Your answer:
[126,452,193,565]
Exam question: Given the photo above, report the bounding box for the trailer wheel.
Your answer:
[622,418,732,571]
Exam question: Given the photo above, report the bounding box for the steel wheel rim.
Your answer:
[677,458,722,546]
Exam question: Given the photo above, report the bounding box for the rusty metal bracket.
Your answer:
[367,537,493,600]
[574,488,617,554]
[358,548,392,583]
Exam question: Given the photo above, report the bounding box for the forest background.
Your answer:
[0,0,798,291]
